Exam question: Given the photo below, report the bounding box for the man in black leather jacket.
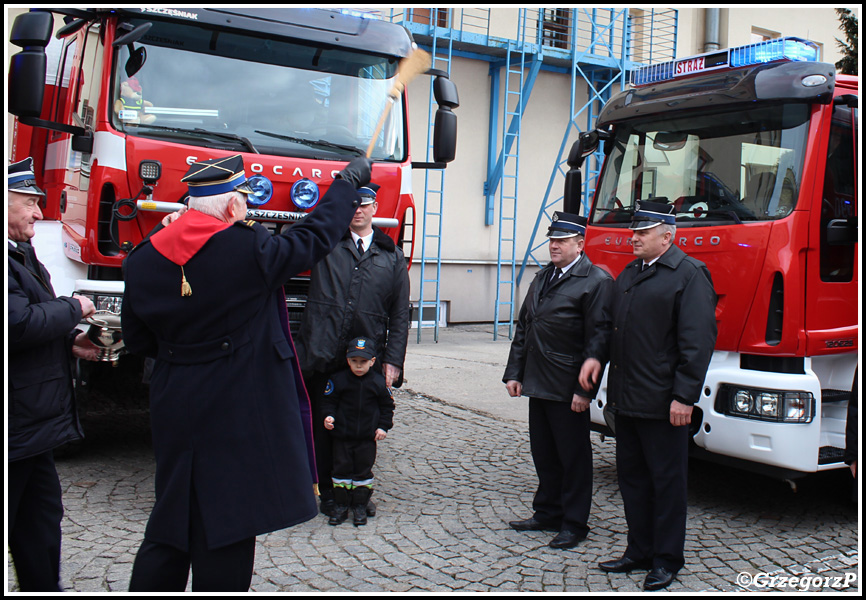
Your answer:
[582,201,717,591]
[503,212,613,550]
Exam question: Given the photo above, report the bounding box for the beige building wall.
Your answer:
[405,6,858,324]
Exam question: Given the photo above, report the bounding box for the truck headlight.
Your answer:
[78,293,123,317]
[717,385,814,423]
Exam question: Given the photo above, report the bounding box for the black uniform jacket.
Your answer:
[121,179,356,551]
[607,244,717,420]
[320,369,394,440]
[297,226,410,376]
[503,254,613,402]
[8,242,84,462]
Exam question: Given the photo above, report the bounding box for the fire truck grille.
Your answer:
[283,278,310,335]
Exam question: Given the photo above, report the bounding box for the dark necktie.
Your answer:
[357,238,365,256]
[542,267,562,295]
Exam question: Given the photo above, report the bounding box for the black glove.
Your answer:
[335,157,373,190]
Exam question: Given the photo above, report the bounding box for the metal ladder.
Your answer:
[416,8,454,342]
[518,8,678,285]
[491,9,540,340]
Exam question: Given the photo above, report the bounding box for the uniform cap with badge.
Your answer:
[8,157,46,197]
[629,200,676,230]
[357,183,380,206]
[346,336,377,360]
[546,211,586,238]
[181,154,255,198]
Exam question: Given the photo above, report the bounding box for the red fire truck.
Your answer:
[9,8,457,394]
[568,37,858,478]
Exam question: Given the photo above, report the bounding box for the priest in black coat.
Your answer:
[122,154,369,591]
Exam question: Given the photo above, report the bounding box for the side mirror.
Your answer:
[124,45,147,77]
[8,11,53,118]
[432,75,459,165]
[113,22,152,77]
[564,130,609,214]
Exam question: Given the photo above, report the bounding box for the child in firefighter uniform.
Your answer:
[321,337,394,526]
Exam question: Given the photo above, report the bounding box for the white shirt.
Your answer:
[558,252,583,276]
[351,231,374,253]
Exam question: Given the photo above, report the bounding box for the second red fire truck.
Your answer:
[568,37,858,478]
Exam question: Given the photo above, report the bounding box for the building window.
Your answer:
[542,9,571,50]
[412,8,450,28]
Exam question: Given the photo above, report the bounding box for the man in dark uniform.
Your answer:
[503,212,613,549]
[8,157,99,591]
[296,182,410,517]
[121,154,370,591]
[581,201,717,591]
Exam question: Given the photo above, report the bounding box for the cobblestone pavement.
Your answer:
[8,389,860,593]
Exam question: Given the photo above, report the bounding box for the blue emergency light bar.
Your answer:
[632,37,820,87]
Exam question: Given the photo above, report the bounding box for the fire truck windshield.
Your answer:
[591,104,811,226]
[112,18,405,161]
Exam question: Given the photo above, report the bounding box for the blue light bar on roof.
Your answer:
[632,37,820,87]
[729,37,819,67]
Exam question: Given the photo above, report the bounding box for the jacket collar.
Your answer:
[341,225,396,253]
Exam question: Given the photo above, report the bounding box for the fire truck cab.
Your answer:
[9,8,457,369]
[571,38,858,478]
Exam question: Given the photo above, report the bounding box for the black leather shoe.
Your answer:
[644,567,677,591]
[509,517,561,532]
[598,555,652,573]
[548,528,586,549]
[366,499,376,517]
[320,499,336,518]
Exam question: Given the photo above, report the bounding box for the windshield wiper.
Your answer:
[133,125,259,154]
[254,130,364,156]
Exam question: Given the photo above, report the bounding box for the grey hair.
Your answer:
[187,191,244,221]
[658,223,677,238]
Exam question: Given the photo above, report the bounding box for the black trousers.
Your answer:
[615,413,689,571]
[8,451,64,592]
[528,397,592,534]
[332,437,377,485]
[129,490,255,592]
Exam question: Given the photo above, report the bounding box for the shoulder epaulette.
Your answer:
[234,219,258,228]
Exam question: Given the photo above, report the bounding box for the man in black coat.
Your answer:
[7,157,99,591]
[296,182,410,516]
[581,201,717,591]
[503,212,613,550]
[122,154,369,591]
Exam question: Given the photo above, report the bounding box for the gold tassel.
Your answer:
[181,265,192,297]
[313,483,320,497]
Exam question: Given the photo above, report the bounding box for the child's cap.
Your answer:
[346,336,376,360]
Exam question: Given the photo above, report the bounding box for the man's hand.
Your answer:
[505,380,522,398]
[578,358,602,391]
[670,399,693,427]
[374,428,387,441]
[324,416,335,431]
[336,157,373,190]
[161,205,188,227]
[72,332,101,361]
[73,294,96,320]
[571,394,590,413]
[384,363,401,388]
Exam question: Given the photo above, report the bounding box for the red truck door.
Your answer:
[804,97,858,355]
